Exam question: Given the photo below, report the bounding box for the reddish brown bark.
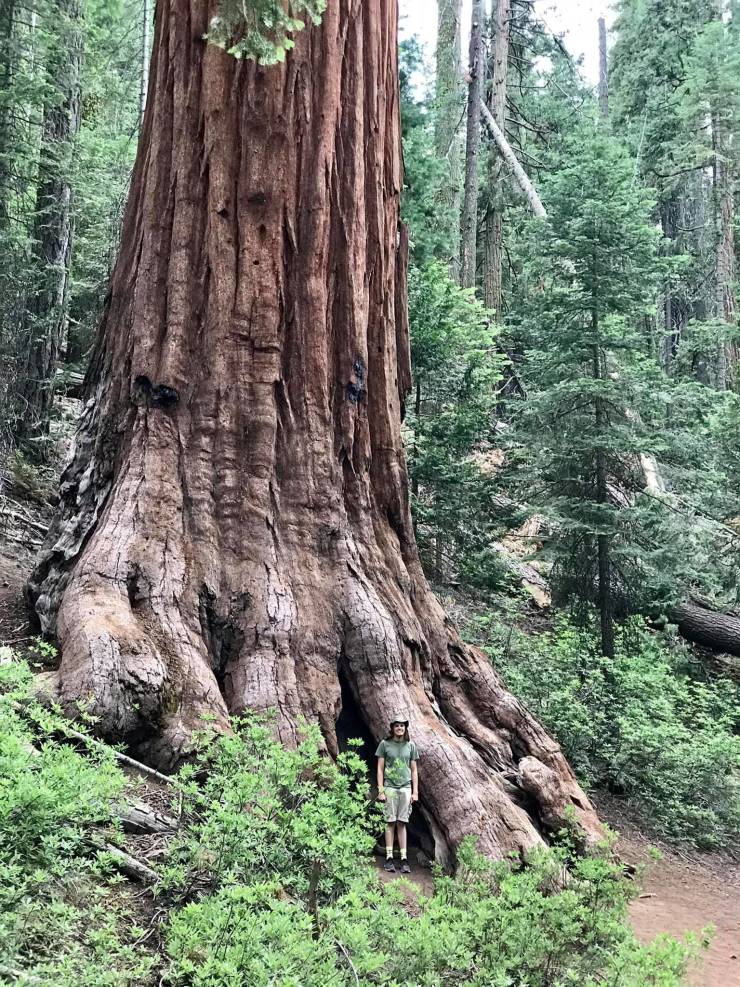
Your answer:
[29,0,599,864]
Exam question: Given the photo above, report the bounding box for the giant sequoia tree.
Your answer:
[28,0,598,864]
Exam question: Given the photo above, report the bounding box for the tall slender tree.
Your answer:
[0,0,17,230]
[483,0,511,314]
[598,16,608,119]
[511,126,664,658]
[460,0,484,289]
[709,0,737,388]
[29,0,598,863]
[611,0,710,375]
[139,0,152,126]
[435,0,464,281]
[14,0,82,447]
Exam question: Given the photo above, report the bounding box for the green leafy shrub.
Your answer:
[164,835,700,987]
[0,656,156,986]
[473,616,740,848]
[0,659,125,865]
[0,656,703,985]
[162,718,376,901]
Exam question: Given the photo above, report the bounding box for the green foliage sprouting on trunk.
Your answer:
[206,0,326,64]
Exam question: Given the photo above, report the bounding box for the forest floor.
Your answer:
[1,424,739,987]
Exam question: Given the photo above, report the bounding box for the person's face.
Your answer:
[392,721,406,738]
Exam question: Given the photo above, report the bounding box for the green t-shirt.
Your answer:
[375,739,418,789]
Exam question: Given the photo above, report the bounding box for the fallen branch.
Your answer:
[10,698,175,786]
[88,836,159,884]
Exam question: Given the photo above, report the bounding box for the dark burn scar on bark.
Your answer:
[346,381,364,403]
[152,385,179,408]
[131,376,179,409]
[346,357,366,403]
[132,374,152,404]
[198,587,250,689]
[126,563,152,610]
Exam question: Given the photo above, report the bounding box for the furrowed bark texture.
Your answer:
[28,0,599,865]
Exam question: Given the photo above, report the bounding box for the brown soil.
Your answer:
[604,801,740,987]
[626,844,740,987]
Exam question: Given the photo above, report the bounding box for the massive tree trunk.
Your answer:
[28,0,599,865]
[435,0,464,282]
[15,0,82,446]
[483,0,510,314]
[460,0,484,289]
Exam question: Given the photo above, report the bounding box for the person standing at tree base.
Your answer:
[376,715,419,874]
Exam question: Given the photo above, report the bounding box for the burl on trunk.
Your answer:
[29,0,599,864]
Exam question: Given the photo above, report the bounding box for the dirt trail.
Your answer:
[619,832,740,986]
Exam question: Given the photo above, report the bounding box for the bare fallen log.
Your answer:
[671,599,740,665]
[114,798,178,835]
[88,836,159,884]
[10,698,175,786]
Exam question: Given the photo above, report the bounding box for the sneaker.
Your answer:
[384,858,396,873]
[400,861,411,874]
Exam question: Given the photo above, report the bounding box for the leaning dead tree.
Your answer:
[28,0,598,866]
[480,101,546,219]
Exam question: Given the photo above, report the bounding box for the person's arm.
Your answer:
[377,756,386,800]
[411,759,418,802]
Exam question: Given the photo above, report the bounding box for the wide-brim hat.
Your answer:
[390,714,409,726]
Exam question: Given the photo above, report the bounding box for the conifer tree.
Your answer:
[14,0,82,449]
[509,124,664,656]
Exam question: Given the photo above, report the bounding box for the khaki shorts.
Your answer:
[384,786,412,823]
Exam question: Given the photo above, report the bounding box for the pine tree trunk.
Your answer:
[14,0,82,447]
[139,0,152,127]
[435,0,464,282]
[0,0,16,230]
[483,0,510,314]
[460,0,484,290]
[28,0,599,865]
[672,600,740,658]
[593,316,614,659]
[711,1,737,390]
[598,17,609,120]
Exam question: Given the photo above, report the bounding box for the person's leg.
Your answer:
[384,790,398,871]
[397,822,407,856]
[397,788,412,872]
[385,823,396,859]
